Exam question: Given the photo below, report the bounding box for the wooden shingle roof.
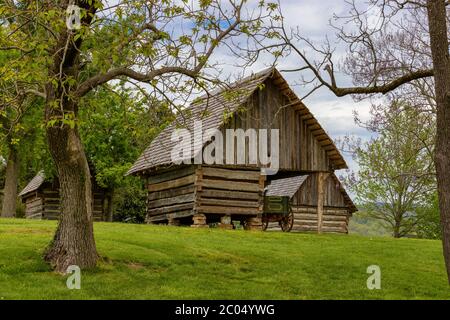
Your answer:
[128,68,347,175]
[265,175,309,198]
[18,171,45,197]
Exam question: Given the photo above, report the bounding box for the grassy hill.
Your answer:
[0,219,449,300]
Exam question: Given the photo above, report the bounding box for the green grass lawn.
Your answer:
[0,218,449,300]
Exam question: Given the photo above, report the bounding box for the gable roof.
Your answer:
[18,171,45,197]
[128,68,347,175]
[265,175,309,198]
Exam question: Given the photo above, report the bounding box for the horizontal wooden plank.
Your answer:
[42,190,59,195]
[26,212,43,219]
[295,220,346,227]
[148,193,195,209]
[200,189,260,201]
[201,167,260,181]
[27,201,43,211]
[292,207,317,213]
[148,174,195,192]
[43,197,60,202]
[197,205,259,215]
[200,179,260,192]
[146,210,194,222]
[199,198,259,208]
[43,209,61,214]
[294,213,347,222]
[27,204,43,213]
[26,197,42,205]
[148,185,195,201]
[324,209,349,216]
[147,202,194,216]
[147,166,195,185]
[292,225,347,233]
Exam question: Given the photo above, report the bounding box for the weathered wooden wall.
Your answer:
[294,173,347,208]
[145,167,353,234]
[292,206,349,233]
[195,166,263,217]
[267,206,349,234]
[24,185,107,221]
[293,173,351,233]
[216,78,335,171]
[265,173,352,233]
[146,166,196,223]
[24,193,42,219]
[145,165,264,223]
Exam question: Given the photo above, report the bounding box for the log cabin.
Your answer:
[128,68,357,233]
[19,171,109,221]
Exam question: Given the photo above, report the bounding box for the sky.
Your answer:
[275,0,375,172]
[207,0,376,173]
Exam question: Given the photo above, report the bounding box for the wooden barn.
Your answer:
[128,68,357,233]
[19,171,109,221]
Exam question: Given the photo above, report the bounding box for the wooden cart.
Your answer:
[262,196,294,232]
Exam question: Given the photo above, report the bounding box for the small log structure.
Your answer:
[19,171,109,221]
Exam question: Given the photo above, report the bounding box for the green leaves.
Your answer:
[79,84,174,189]
[349,101,436,237]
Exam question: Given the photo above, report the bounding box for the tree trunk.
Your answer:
[427,0,450,284]
[44,122,98,272]
[1,146,19,218]
[393,222,401,239]
[106,189,114,222]
[41,0,100,272]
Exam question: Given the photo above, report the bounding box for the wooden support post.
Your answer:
[317,172,330,234]
[219,215,233,230]
[258,174,266,217]
[191,213,208,228]
[193,166,202,215]
[245,217,263,231]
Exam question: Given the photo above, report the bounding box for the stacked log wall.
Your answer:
[24,193,43,219]
[195,166,263,217]
[292,206,349,234]
[24,187,106,221]
[146,166,197,223]
[292,173,351,234]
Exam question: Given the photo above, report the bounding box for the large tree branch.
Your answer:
[75,1,243,98]
[328,69,435,96]
[75,66,201,97]
[288,42,434,97]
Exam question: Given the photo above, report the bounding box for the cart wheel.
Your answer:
[279,208,294,232]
